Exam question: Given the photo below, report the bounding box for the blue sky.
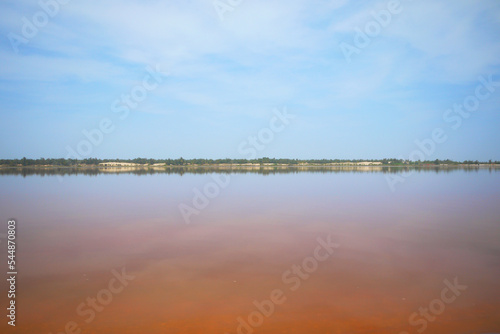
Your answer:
[0,0,499,160]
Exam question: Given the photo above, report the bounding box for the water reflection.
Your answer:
[0,165,497,177]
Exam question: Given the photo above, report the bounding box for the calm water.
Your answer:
[0,169,499,334]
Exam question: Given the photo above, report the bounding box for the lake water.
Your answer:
[0,168,499,334]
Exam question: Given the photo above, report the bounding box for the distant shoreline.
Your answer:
[1,163,499,170]
[2,164,499,177]
[2,157,499,170]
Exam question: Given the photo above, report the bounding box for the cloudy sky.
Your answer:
[0,0,499,160]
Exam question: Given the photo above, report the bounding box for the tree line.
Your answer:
[0,157,498,167]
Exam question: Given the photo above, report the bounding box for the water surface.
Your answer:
[0,169,499,333]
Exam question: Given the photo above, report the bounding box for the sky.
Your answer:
[0,0,499,160]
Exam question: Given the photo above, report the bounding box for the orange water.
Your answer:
[0,170,499,333]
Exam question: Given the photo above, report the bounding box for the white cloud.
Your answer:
[1,0,499,118]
